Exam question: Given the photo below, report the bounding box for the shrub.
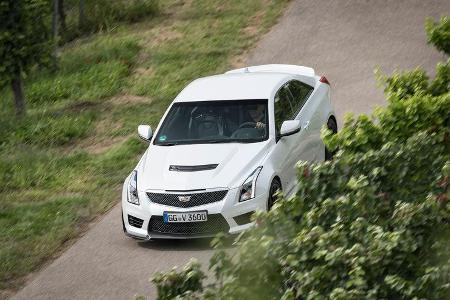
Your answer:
[152,259,206,300]
[429,59,450,96]
[425,16,450,55]
[376,68,429,101]
[322,93,449,155]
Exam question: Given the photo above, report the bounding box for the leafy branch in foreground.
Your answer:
[425,16,450,55]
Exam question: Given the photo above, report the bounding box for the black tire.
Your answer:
[268,179,282,210]
[325,117,338,160]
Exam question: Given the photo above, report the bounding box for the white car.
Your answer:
[121,64,337,240]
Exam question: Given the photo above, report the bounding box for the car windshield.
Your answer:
[154,100,269,145]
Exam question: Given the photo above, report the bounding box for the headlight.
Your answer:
[239,166,263,202]
[127,170,139,205]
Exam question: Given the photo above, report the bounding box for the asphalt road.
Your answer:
[12,1,449,299]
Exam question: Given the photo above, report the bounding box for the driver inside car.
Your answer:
[247,104,266,129]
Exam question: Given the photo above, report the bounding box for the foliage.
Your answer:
[323,93,449,155]
[152,17,450,300]
[425,16,450,55]
[0,0,52,87]
[429,59,450,96]
[376,68,429,100]
[375,58,449,103]
[152,259,206,300]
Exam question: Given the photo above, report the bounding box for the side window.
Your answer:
[274,85,295,135]
[287,80,314,117]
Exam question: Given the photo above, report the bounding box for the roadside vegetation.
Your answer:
[152,17,450,300]
[0,0,290,295]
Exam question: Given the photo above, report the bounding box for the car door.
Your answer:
[269,83,311,196]
[286,80,318,163]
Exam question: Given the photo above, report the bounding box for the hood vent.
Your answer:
[169,164,218,172]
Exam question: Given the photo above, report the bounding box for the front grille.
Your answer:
[128,215,144,228]
[148,214,229,236]
[147,190,228,208]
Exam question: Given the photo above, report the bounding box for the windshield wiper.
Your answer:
[203,140,224,143]
[157,139,263,146]
[203,139,262,144]
[158,142,179,146]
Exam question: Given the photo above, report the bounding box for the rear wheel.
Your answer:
[268,179,282,210]
[325,117,338,160]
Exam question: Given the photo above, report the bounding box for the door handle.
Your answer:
[303,120,310,130]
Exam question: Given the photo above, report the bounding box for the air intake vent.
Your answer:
[128,215,144,228]
[169,164,218,172]
[233,211,255,225]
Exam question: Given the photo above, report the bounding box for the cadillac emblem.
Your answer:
[178,195,191,202]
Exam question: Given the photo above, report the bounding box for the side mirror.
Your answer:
[138,125,152,142]
[279,120,301,137]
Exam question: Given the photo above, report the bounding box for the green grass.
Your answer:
[0,0,290,294]
[62,0,160,42]
[27,37,140,106]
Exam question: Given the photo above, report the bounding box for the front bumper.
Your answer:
[121,185,267,240]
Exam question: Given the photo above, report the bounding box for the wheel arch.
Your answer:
[272,175,282,188]
[328,115,338,132]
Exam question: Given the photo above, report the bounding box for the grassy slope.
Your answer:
[0,0,290,294]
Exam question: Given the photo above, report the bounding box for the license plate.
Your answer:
[163,211,208,223]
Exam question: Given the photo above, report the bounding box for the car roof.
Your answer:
[174,72,292,102]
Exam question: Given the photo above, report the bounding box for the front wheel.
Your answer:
[325,117,338,160]
[268,179,282,210]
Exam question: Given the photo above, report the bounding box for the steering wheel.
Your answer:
[238,121,257,129]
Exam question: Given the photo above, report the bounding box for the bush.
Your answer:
[323,93,449,155]
[152,259,206,300]
[151,17,450,300]
[425,16,450,55]
[429,59,450,96]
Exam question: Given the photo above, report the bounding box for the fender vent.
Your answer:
[128,215,144,228]
[169,164,218,172]
[233,211,255,225]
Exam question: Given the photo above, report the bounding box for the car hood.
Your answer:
[137,141,271,191]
